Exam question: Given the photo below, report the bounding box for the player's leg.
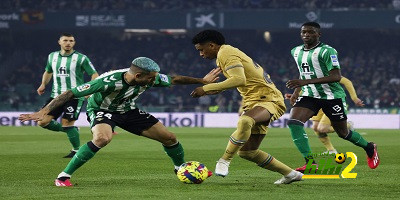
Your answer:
[55,123,113,187]
[315,114,337,154]
[215,106,270,176]
[38,98,64,131]
[324,99,379,169]
[55,110,116,187]
[288,97,319,160]
[59,99,84,158]
[141,122,185,172]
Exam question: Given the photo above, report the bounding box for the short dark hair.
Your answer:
[192,30,225,45]
[301,22,320,29]
[60,33,74,38]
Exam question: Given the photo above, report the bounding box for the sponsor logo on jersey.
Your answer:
[76,84,91,92]
[330,55,339,66]
[159,74,169,82]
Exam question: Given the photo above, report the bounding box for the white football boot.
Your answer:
[274,170,303,185]
[215,158,230,177]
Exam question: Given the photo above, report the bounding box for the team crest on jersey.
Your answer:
[330,55,339,66]
[76,84,91,92]
[159,74,169,83]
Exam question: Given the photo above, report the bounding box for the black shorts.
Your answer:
[43,98,84,121]
[293,96,347,121]
[87,109,159,135]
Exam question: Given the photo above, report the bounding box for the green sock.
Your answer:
[163,142,185,166]
[344,130,369,149]
[63,142,99,175]
[43,120,63,132]
[288,121,312,159]
[63,126,80,150]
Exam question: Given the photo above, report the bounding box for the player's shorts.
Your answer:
[43,98,84,121]
[87,108,159,135]
[242,100,286,134]
[310,109,332,125]
[293,96,347,122]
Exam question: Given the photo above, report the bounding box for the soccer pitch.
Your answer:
[0,126,398,199]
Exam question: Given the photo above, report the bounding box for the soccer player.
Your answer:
[36,33,99,158]
[191,30,303,184]
[19,57,219,187]
[286,22,380,172]
[285,76,365,154]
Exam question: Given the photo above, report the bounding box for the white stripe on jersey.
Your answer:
[60,57,68,94]
[100,80,124,110]
[116,86,136,111]
[293,47,303,75]
[51,52,60,97]
[97,68,129,79]
[70,54,79,88]
[129,87,147,110]
[301,51,320,98]
[311,47,334,99]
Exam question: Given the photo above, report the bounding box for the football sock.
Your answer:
[43,120,63,132]
[343,130,369,149]
[238,150,292,176]
[315,132,335,151]
[222,115,255,161]
[288,119,313,162]
[163,142,185,167]
[264,158,293,176]
[63,126,80,150]
[63,141,100,175]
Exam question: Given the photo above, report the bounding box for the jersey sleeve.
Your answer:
[71,78,106,98]
[81,55,97,75]
[218,48,242,70]
[152,73,172,87]
[321,48,340,71]
[45,54,52,73]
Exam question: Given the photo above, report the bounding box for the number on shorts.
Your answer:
[96,111,112,119]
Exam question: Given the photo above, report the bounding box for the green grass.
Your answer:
[0,126,399,199]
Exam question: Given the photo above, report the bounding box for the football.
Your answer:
[335,153,346,164]
[176,161,210,184]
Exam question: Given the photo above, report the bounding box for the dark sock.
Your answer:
[163,142,185,167]
[366,143,374,158]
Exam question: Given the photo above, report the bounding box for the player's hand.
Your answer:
[18,111,46,122]
[286,79,308,89]
[353,98,365,107]
[37,84,45,95]
[287,92,299,106]
[284,93,292,99]
[191,87,206,98]
[202,68,221,84]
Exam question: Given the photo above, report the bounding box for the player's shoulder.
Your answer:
[218,45,241,56]
[72,51,89,58]
[291,45,303,52]
[320,43,338,53]
[97,68,128,80]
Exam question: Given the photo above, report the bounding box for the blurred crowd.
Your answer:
[1,0,398,11]
[0,29,399,112]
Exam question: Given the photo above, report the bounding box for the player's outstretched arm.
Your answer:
[171,68,221,85]
[19,90,75,122]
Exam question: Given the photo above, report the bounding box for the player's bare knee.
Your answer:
[312,124,319,132]
[93,133,112,147]
[161,132,177,146]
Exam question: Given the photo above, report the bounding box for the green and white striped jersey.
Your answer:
[45,51,97,98]
[71,69,172,113]
[291,42,346,99]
